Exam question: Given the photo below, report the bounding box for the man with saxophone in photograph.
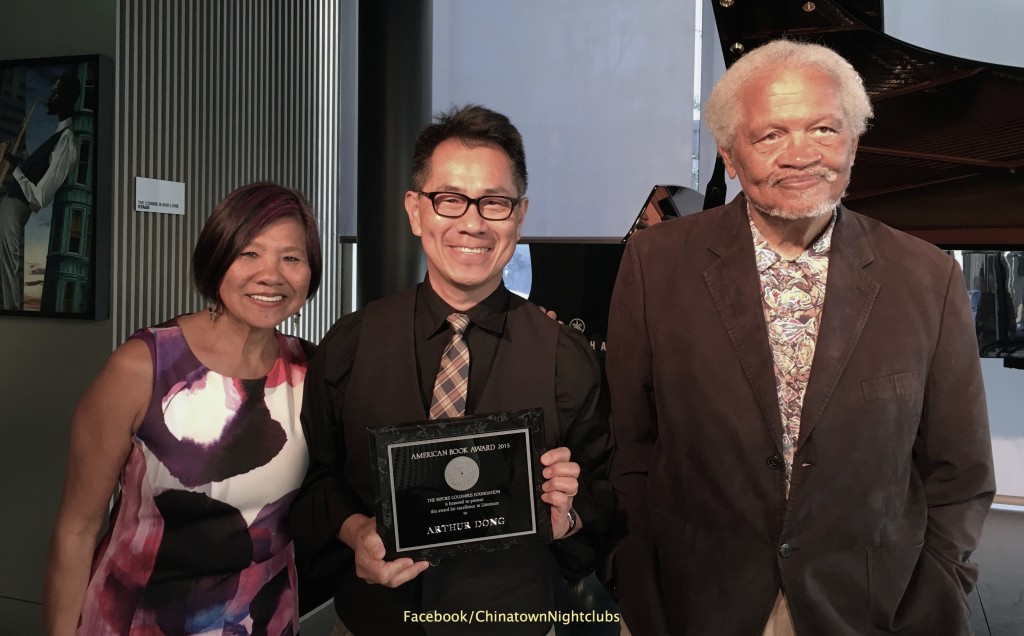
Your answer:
[0,70,80,310]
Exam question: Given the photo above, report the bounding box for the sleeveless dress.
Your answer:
[78,322,310,635]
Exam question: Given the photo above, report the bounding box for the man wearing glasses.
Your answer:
[293,104,613,636]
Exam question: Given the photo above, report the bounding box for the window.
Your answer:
[61,280,76,313]
[68,207,83,255]
[82,65,97,112]
[75,137,92,186]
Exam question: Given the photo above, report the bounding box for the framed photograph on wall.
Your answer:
[0,54,104,319]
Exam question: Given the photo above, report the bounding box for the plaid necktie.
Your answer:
[429,313,470,419]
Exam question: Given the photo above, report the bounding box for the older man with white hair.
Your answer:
[607,39,995,636]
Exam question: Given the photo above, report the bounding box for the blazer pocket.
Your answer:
[867,542,923,631]
[868,543,971,634]
[649,504,701,596]
[861,370,924,402]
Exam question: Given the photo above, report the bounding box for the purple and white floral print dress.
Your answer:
[78,321,309,635]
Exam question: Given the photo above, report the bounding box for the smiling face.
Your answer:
[405,139,528,310]
[217,216,311,330]
[719,65,858,220]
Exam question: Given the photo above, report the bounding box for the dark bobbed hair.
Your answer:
[192,182,323,305]
[411,104,528,196]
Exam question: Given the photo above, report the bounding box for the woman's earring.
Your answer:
[209,303,222,323]
[292,311,301,327]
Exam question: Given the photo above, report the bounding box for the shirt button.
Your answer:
[767,455,783,470]
[779,543,793,558]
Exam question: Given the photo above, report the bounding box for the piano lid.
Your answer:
[710,0,1024,245]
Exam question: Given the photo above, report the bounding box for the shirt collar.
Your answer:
[747,206,837,273]
[415,278,510,342]
[56,118,73,133]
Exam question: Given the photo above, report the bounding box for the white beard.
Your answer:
[753,157,853,220]
[755,196,841,221]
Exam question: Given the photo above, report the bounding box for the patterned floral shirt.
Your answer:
[749,209,836,495]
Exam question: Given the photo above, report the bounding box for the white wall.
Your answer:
[884,0,1024,68]
[981,359,1024,499]
[433,0,697,239]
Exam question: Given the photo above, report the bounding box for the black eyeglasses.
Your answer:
[417,191,522,221]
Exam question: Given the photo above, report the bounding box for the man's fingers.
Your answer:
[542,490,571,510]
[384,559,431,588]
[543,476,579,495]
[358,526,387,560]
[373,558,430,588]
[540,447,571,466]
[543,463,580,481]
[356,556,430,587]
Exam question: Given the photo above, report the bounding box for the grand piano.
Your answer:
[709,0,1024,246]
[526,0,1024,369]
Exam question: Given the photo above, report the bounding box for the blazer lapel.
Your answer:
[798,207,880,446]
[704,197,786,455]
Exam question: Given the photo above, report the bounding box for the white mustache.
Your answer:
[769,169,838,187]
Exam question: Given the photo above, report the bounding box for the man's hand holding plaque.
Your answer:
[540,446,582,540]
[337,513,430,588]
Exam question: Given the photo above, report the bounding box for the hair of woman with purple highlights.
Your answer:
[192,182,323,305]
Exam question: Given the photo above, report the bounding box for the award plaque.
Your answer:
[368,408,552,562]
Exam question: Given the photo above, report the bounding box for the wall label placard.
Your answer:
[135,177,185,215]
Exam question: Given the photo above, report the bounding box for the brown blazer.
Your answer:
[606,195,995,636]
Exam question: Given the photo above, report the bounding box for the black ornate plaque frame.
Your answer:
[368,408,552,562]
